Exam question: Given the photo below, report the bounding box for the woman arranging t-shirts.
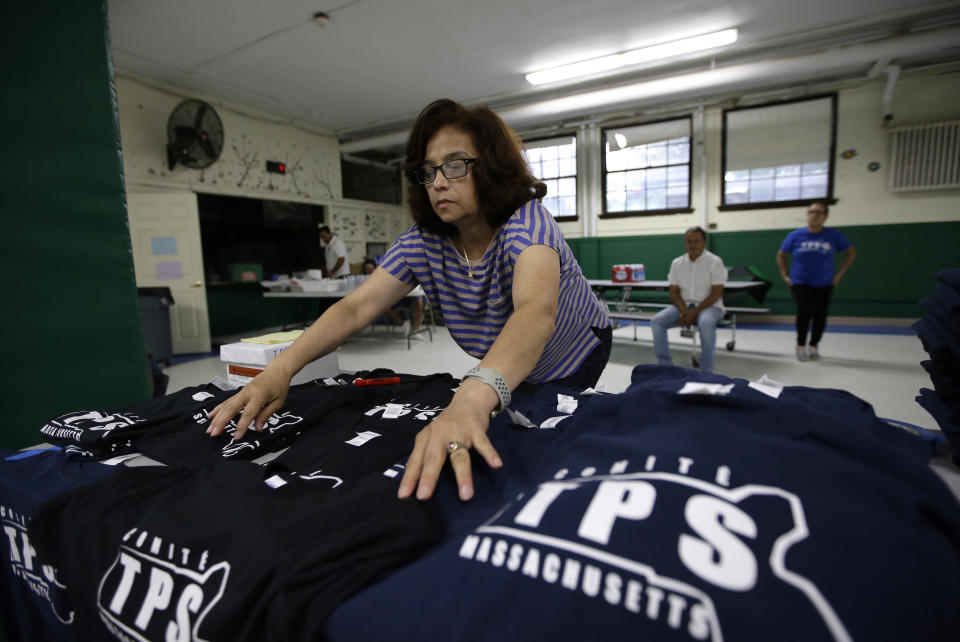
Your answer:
[207,98,611,502]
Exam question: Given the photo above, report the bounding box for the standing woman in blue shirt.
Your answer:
[776,200,857,361]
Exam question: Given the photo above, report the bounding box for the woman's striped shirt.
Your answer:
[379,199,609,383]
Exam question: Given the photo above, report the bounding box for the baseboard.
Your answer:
[740,315,918,327]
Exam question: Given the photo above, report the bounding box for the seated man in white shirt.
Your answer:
[651,227,726,373]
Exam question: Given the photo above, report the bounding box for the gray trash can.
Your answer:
[137,287,175,364]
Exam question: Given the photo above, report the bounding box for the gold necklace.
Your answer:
[457,237,474,278]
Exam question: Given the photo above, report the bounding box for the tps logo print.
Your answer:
[458,460,852,642]
[192,410,303,458]
[97,527,229,642]
[41,410,142,444]
[1,505,74,624]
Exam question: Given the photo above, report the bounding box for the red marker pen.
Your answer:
[353,376,402,387]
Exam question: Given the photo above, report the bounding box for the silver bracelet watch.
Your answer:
[462,366,511,416]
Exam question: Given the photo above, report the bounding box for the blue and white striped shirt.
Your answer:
[379,200,609,383]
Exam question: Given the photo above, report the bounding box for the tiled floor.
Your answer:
[164,321,936,430]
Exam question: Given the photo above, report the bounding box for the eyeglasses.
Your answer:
[415,158,476,184]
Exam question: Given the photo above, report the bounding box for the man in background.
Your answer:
[319,225,350,278]
[650,227,726,373]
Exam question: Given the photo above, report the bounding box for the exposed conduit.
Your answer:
[696,105,708,232]
[341,153,398,172]
[882,64,901,121]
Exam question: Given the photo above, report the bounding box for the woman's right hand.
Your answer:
[206,365,293,440]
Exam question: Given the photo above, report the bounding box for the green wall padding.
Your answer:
[1,1,150,449]
[206,284,333,338]
[568,221,960,318]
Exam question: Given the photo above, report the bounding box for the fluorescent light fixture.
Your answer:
[525,28,738,86]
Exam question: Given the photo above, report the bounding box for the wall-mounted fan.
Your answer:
[166,99,224,170]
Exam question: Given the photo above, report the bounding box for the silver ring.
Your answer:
[446,440,465,455]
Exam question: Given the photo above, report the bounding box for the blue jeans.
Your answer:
[651,305,724,373]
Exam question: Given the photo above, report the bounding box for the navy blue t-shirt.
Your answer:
[327,366,960,642]
[0,448,117,641]
[914,270,960,460]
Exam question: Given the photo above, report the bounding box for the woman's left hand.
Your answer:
[398,381,503,502]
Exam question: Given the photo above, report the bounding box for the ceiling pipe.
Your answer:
[340,152,398,172]
[340,131,409,154]
[867,57,892,77]
[338,26,960,154]
[882,64,901,122]
[866,56,901,122]
[696,105,708,232]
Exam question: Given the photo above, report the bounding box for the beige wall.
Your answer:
[558,65,960,239]
[117,68,958,248]
[116,74,410,265]
[117,75,342,199]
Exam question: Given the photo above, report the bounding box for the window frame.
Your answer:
[599,115,694,219]
[522,132,579,222]
[719,93,838,212]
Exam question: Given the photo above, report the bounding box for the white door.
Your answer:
[127,191,211,354]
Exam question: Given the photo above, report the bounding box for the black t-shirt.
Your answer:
[38,383,235,460]
[27,371,462,641]
[30,460,444,642]
[270,372,460,483]
[39,372,460,469]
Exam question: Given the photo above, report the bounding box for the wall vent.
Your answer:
[888,119,960,192]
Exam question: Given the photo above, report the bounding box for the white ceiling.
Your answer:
[108,0,960,152]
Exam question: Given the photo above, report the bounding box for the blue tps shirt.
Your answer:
[779,227,851,287]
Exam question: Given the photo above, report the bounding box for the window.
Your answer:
[523,134,577,220]
[721,94,836,210]
[602,117,692,217]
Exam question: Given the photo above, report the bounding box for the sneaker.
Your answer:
[796,346,809,361]
[808,345,820,360]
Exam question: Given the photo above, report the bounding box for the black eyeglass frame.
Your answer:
[414,158,477,184]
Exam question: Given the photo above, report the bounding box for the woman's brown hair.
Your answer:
[404,99,547,235]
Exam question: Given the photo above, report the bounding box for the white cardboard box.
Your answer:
[219,340,339,387]
[290,279,343,293]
